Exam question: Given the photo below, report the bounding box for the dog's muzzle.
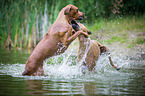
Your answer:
[79,16,84,20]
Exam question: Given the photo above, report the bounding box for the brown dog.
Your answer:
[22,5,89,76]
[72,23,120,72]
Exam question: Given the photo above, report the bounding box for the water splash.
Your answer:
[77,38,91,67]
[0,40,132,80]
[0,63,25,76]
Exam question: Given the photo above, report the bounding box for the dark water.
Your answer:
[0,48,145,96]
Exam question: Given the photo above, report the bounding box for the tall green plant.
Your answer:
[0,0,144,50]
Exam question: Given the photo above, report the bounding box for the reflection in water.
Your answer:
[26,80,45,95]
[25,79,99,95]
[83,82,98,95]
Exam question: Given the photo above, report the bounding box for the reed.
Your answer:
[0,0,144,50]
[0,0,55,50]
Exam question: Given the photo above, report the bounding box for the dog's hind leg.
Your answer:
[100,45,120,70]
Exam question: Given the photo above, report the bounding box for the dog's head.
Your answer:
[78,23,92,35]
[64,5,85,20]
[71,20,92,35]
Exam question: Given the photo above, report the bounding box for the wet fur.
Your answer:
[22,5,89,76]
[71,22,120,72]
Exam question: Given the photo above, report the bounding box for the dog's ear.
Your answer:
[100,45,109,54]
[64,6,72,15]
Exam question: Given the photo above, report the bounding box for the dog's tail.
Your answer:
[108,56,120,70]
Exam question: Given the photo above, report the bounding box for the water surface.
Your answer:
[0,47,145,96]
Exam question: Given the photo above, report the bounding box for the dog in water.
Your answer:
[71,22,120,73]
[22,5,89,76]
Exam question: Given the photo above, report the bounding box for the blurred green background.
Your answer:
[0,0,145,50]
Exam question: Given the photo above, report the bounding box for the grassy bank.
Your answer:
[86,15,145,48]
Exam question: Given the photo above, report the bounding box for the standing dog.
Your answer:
[72,22,120,72]
[22,5,89,76]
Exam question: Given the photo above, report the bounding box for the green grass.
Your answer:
[135,37,145,44]
[86,15,145,48]
[103,36,127,45]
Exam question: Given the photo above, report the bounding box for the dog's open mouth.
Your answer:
[71,20,80,31]
[79,16,83,20]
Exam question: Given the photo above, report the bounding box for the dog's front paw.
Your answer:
[72,29,76,35]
